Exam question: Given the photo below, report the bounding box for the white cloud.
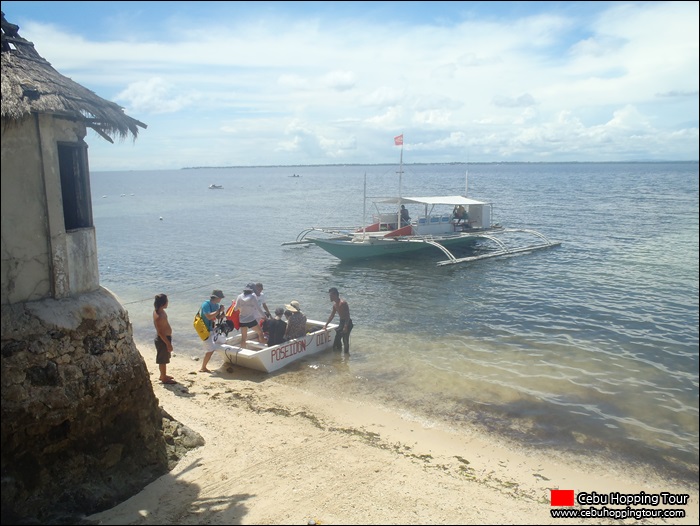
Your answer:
[9,1,697,169]
[116,78,199,114]
[321,71,356,91]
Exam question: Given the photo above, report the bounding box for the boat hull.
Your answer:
[217,319,339,372]
[312,234,479,260]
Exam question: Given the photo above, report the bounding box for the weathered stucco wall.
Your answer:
[1,287,168,523]
[65,227,99,298]
[1,114,99,306]
[1,116,51,303]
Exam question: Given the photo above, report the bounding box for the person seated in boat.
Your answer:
[400,205,411,226]
[284,300,307,340]
[262,307,287,346]
[453,205,468,226]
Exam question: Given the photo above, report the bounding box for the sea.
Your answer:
[90,161,699,485]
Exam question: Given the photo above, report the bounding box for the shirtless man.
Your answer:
[153,293,176,384]
[324,287,353,353]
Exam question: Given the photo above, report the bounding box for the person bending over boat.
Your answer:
[325,287,353,353]
[262,307,287,346]
[234,284,267,348]
[254,282,272,319]
[284,300,307,340]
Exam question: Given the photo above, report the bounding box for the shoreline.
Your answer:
[127,323,698,486]
[87,344,699,525]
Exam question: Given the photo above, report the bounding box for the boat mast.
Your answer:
[395,133,404,226]
[465,153,469,197]
[361,172,367,238]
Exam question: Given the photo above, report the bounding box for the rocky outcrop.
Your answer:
[1,288,175,524]
[161,407,205,470]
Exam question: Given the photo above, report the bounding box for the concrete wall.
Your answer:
[1,114,99,306]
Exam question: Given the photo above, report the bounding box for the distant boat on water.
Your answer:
[208,184,223,189]
[289,174,301,178]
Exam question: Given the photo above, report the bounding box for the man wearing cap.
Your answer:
[199,289,226,372]
[233,284,267,349]
[283,300,307,340]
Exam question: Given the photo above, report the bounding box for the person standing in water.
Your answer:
[324,287,353,353]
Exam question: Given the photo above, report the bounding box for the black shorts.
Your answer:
[338,319,354,333]
[155,335,172,364]
[239,320,259,329]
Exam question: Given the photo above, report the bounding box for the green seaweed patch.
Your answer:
[293,410,325,430]
[330,426,382,444]
[265,406,293,417]
[459,465,478,480]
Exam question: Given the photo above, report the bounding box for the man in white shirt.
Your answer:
[255,282,271,319]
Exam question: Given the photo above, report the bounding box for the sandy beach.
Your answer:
[88,345,698,525]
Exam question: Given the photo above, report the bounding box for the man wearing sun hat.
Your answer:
[283,300,307,340]
[199,289,226,372]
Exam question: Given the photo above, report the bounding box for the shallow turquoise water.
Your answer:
[91,162,699,482]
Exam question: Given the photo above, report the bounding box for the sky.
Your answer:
[3,1,698,170]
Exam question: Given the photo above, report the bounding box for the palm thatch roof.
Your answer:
[1,11,146,142]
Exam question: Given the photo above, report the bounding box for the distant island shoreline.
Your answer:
[180,160,698,170]
[90,160,698,173]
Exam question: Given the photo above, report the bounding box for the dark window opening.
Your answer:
[58,142,93,231]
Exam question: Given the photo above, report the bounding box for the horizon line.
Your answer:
[178,160,698,170]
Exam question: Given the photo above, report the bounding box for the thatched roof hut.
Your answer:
[1,10,146,142]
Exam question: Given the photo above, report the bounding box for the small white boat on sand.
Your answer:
[217,319,339,373]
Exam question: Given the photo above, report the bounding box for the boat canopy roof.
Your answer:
[376,196,489,206]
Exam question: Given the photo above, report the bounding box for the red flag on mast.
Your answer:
[394,134,403,146]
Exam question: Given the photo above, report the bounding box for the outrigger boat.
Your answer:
[217,319,339,373]
[283,136,561,266]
